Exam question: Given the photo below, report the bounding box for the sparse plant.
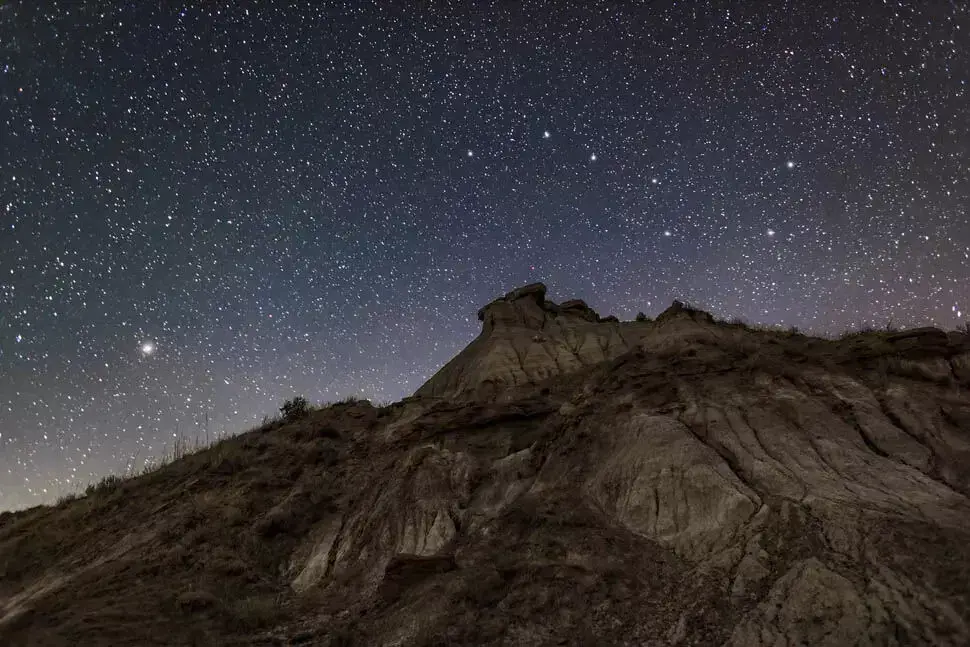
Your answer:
[173,434,193,461]
[635,312,649,322]
[840,325,877,340]
[255,414,281,432]
[140,458,162,476]
[280,396,311,421]
[56,491,80,506]
[85,474,124,497]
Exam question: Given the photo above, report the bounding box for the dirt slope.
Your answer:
[3,285,970,646]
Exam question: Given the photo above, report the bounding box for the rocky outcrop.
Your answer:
[415,283,648,399]
[583,414,762,558]
[3,283,970,646]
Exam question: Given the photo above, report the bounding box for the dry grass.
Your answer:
[0,398,385,646]
[70,394,375,506]
[75,429,234,504]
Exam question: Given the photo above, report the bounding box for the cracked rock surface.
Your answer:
[2,284,970,646]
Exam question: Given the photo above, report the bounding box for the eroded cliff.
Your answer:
[2,284,970,646]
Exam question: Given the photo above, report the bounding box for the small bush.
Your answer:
[279,396,310,422]
[635,312,650,322]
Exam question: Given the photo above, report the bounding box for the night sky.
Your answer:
[1,1,968,510]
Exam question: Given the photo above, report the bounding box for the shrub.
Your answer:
[279,396,310,422]
[635,312,650,322]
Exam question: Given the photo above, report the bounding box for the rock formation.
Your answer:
[415,283,640,399]
[2,283,970,646]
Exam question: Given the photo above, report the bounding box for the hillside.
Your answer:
[3,283,970,646]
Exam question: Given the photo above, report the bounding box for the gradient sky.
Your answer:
[1,1,967,510]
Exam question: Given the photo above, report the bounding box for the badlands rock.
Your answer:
[2,283,970,646]
[415,283,646,399]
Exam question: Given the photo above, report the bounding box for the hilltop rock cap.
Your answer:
[416,283,630,399]
[476,283,605,332]
[476,282,547,318]
[476,282,548,330]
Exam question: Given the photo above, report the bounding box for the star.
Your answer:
[2,0,966,514]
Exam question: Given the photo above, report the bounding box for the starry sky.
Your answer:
[1,1,968,510]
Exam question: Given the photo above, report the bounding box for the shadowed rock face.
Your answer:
[3,284,970,646]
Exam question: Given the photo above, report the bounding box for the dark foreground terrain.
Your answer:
[3,284,970,646]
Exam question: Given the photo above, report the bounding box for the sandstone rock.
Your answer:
[416,283,650,399]
[729,558,881,646]
[951,351,970,382]
[584,414,760,558]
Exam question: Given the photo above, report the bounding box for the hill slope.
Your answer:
[3,284,970,646]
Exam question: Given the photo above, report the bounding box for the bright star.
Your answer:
[786,161,795,169]
[651,178,659,184]
[767,229,776,237]
[590,153,597,161]
[140,342,156,356]
[467,150,474,157]
[663,230,672,237]
[543,131,550,139]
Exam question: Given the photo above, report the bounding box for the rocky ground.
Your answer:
[2,283,970,646]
